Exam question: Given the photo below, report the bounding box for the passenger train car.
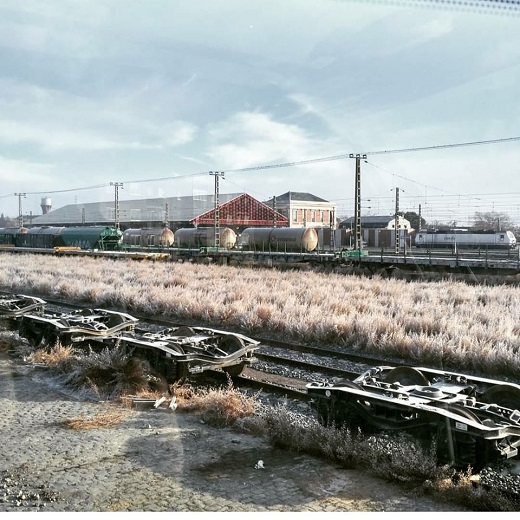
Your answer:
[415,229,517,250]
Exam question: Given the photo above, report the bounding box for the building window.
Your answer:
[293,209,298,222]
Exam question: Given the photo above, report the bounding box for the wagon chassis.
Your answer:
[307,365,520,470]
[0,294,46,320]
[0,293,259,382]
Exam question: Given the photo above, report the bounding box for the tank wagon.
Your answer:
[239,227,319,253]
[174,227,237,250]
[307,365,520,470]
[122,227,175,249]
[0,226,122,251]
[415,229,517,250]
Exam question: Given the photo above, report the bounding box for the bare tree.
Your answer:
[473,211,513,231]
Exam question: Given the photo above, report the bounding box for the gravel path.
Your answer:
[0,354,468,512]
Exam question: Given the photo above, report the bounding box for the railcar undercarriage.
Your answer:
[0,294,46,323]
[0,292,259,382]
[307,366,520,470]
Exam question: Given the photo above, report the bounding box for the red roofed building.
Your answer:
[191,193,288,228]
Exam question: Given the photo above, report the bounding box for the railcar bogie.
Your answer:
[0,293,46,329]
[1,292,258,383]
[118,325,259,381]
[307,366,520,470]
[17,308,139,346]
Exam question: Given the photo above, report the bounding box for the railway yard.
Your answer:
[2,248,520,511]
[2,292,520,511]
[3,0,520,512]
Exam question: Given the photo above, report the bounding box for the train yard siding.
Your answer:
[0,355,467,512]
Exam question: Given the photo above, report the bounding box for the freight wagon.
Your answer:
[0,226,123,251]
[238,227,319,253]
[174,227,237,250]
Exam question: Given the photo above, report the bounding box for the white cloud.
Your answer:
[0,76,198,152]
[0,155,55,192]
[206,111,328,169]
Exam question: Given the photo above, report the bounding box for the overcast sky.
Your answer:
[1,0,519,226]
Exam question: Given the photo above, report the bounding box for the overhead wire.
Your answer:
[2,135,519,204]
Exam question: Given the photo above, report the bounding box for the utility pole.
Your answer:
[110,182,123,230]
[418,204,422,232]
[164,203,169,228]
[394,187,404,254]
[14,193,26,228]
[272,195,277,227]
[210,171,225,248]
[349,154,366,250]
[330,208,336,251]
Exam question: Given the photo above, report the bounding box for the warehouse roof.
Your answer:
[264,191,329,204]
[340,215,394,228]
[339,215,411,229]
[31,193,243,226]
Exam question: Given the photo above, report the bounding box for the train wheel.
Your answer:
[481,384,520,410]
[162,345,188,384]
[219,335,245,354]
[328,380,370,434]
[223,361,247,377]
[174,326,196,337]
[384,366,429,386]
[42,328,61,349]
[18,319,43,347]
[315,401,332,427]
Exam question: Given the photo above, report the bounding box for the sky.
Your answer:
[0,0,519,226]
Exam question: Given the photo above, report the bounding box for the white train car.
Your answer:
[415,229,517,249]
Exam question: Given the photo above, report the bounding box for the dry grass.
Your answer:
[2,252,520,380]
[172,377,261,426]
[2,253,520,510]
[28,342,74,365]
[59,406,130,430]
